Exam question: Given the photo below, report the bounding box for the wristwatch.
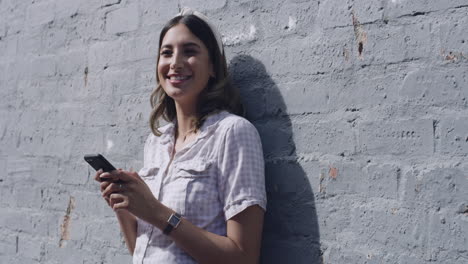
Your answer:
[163,212,182,235]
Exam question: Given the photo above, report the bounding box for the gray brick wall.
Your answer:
[1,0,467,263]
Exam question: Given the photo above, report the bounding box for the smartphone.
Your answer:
[84,154,116,172]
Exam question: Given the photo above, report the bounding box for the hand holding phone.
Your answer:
[84,154,121,183]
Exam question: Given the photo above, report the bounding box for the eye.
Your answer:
[160,49,172,57]
[185,49,198,56]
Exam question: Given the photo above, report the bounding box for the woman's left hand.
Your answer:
[100,169,160,221]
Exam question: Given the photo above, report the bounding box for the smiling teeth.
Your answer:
[170,76,189,80]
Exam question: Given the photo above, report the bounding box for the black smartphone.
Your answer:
[84,154,116,172]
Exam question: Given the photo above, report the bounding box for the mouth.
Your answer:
[167,74,191,84]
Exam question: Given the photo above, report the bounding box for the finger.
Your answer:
[112,196,129,211]
[102,182,123,198]
[94,169,104,182]
[109,193,126,208]
[100,181,111,192]
[99,172,113,182]
[109,170,135,183]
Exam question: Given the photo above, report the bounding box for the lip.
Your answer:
[166,74,192,85]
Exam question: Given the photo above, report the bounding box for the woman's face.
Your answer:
[157,23,214,105]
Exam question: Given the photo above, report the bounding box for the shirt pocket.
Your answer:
[176,160,212,177]
[175,159,219,225]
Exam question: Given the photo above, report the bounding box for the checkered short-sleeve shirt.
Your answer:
[132,111,267,264]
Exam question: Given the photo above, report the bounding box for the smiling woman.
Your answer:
[149,12,243,138]
[157,24,214,102]
[94,7,267,264]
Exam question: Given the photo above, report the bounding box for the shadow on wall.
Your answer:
[229,55,321,264]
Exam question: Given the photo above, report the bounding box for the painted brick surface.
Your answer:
[1,0,467,263]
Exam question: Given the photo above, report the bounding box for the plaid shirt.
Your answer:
[132,111,267,264]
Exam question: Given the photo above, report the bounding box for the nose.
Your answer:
[170,50,183,70]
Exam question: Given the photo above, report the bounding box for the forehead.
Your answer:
[161,23,204,47]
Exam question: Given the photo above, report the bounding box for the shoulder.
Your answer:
[217,112,258,134]
[215,112,261,143]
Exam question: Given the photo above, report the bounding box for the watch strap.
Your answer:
[163,212,182,235]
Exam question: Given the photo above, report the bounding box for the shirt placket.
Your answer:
[141,143,174,263]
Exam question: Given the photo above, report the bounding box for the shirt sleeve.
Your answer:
[217,118,267,220]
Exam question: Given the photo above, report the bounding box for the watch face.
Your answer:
[168,214,180,227]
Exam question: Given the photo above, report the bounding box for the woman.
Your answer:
[95,8,266,264]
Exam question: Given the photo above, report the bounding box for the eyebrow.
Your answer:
[161,42,201,49]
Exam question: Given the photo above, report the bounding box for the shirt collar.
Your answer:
[158,111,229,145]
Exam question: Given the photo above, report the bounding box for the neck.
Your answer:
[174,101,198,138]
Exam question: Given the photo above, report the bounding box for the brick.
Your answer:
[352,0,384,23]
[6,157,35,183]
[179,0,227,12]
[268,78,330,115]
[87,39,126,71]
[315,196,354,240]
[17,234,43,261]
[58,160,89,185]
[140,0,179,28]
[100,68,136,96]
[365,163,400,199]
[415,168,467,209]
[316,0,354,29]
[86,218,123,248]
[40,188,72,212]
[55,49,87,77]
[255,118,294,158]
[27,55,57,78]
[438,12,468,56]
[400,67,467,107]
[104,125,148,160]
[105,4,139,35]
[330,66,403,108]
[31,211,62,238]
[439,117,468,155]
[12,185,42,208]
[364,22,436,64]
[292,118,357,155]
[54,1,82,19]
[114,93,151,124]
[72,191,115,218]
[0,34,19,58]
[0,208,35,234]
[134,65,156,93]
[0,234,17,255]
[26,1,55,26]
[249,29,354,77]
[359,119,434,156]
[319,161,367,195]
[384,0,468,19]
[129,33,160,62]
[43,241,87,264]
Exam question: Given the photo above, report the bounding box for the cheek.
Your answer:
[157,62,167,80]
[190,57,212,78]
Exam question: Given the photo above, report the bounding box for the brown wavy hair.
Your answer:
[149,15,243,136]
